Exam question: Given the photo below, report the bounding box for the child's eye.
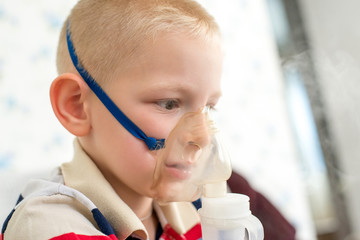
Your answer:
[205,104,217,113]
[157,99,180,110]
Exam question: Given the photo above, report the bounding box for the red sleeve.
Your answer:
[50,233,118,240]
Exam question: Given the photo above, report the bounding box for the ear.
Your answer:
[50,73,91,136]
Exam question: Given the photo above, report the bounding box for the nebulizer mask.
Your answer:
[67,23,263,239]
[151,107,232,202]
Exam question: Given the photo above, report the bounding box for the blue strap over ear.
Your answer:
[66,22,165,150]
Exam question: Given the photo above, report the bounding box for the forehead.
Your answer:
[141,33,222,76]
[131,33,223,92]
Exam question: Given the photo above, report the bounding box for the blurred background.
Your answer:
[0,0,359,239]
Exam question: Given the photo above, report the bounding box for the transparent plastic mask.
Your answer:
[151,107,232,203]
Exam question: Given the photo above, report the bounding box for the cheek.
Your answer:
[107,129,155,171]
[91,105,155,175]
[88,98,162,196]
[100,127,158,192]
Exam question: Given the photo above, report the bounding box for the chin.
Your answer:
[152,182,202,204]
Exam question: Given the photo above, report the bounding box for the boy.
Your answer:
[1,0,223,239]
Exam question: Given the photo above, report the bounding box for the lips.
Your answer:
[165,162,192,180]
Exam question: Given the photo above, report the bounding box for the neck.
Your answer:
[107,174,154,220]
[108,176,158,240]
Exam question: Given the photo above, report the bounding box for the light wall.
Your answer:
[298,0,360,238]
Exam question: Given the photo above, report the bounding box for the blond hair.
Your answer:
[56,0,221,84]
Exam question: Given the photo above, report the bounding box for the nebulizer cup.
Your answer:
[199,192,264,240]
[151,107,263,239]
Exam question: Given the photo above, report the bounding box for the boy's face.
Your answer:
[82,33,223,202]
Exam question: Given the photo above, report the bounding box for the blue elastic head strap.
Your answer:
[66,23,165,150]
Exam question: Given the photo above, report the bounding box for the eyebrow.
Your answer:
[142,80,222,100]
